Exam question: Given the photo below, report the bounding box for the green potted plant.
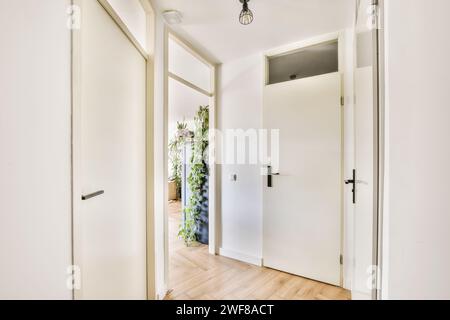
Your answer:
[179,106,209,246]
[168,121,192,200]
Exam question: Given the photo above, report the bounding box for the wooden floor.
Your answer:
[166,201,351,300]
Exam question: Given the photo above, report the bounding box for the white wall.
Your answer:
[382,0,450,300]
[0,0,72,299]
[217,54,264,264]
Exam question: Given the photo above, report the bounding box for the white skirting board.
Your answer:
[219,248,263,267]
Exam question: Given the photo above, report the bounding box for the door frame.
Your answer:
[354,0,385,300]
[373,0,385,300]
[261,31,346,287]
[71,0,155,300]
[161,27,218,295]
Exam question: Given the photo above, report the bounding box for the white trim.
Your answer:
[208,63,219,256]
[162,25,170,295]
[143,0,156,301]
[97,0,149,60]
[341,29,356,291]
[168,72,213,97]
[375,0,386,300]
[71,0,82,301]
[264,31,342,60]
[219,248,262,267]
[380,0,389,300]
[168,30,214,69]
[337,31,346,289]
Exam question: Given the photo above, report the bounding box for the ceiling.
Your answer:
[151,0,355,63]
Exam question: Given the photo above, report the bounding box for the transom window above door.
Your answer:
[267,40,338,85]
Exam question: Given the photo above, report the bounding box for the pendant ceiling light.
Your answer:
[239,0,254,25]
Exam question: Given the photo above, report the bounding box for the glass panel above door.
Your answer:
[267,40,338,85]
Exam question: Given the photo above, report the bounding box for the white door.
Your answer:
[263,72,342,286]
[352,0,379,300]
[73,0,147,299]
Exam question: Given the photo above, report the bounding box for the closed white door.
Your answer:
[263,72,342,286]
[73,0,147,299]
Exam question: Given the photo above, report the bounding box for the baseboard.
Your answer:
[219,248,262,267]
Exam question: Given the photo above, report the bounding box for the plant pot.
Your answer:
[168,180,177,201]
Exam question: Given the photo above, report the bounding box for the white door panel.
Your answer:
[263,72,342,286]
[352,0,378,300]
[74,0,147,300]
[353,67,374,298]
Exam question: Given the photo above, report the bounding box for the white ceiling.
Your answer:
[151,0,355,63]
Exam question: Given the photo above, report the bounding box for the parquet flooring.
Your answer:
[165,201,351,300]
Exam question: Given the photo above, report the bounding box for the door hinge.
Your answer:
[340,254,344,265]
[368,2,381,31]
[340,96,345,106]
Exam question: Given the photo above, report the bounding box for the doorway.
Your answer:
[157,0,384,301]
[164,31,217,294]
[353,0,384,300]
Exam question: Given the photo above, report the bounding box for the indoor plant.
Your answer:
[179,106,209,245]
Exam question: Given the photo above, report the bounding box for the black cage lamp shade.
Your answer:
[239,0,254,25]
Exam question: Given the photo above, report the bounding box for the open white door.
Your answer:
[73,0,147,299]
[263,71,342,286]
[352,0,380,300]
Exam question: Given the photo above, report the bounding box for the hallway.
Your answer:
[166,202,351,300]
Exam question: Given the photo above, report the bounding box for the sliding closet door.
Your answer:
[73,0,147,299]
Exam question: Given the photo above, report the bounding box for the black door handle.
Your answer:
[345,170,356,204]
[267,166,279,188]
[81,190,104,201]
